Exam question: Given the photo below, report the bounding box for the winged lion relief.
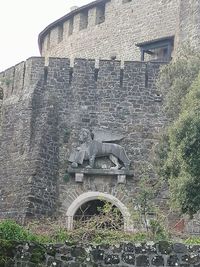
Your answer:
[68,128,130,170]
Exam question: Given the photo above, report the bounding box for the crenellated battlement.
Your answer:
[0,57,165,101]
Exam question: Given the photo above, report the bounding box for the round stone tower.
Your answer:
[38,0,180,62]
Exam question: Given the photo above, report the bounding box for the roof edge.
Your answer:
[136,36,174,47]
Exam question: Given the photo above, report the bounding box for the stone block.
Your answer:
[75,173,84,183]
[117,174,126,184]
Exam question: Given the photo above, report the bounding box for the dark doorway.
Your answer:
[74,199,123,230]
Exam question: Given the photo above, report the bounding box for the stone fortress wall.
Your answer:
[3,241,200,267]
[39,0,179,62]
[1,0,200,228]
[0,57,166,226]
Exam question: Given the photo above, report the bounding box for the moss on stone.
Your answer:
[0,239,17,266]
[29,244,46,264]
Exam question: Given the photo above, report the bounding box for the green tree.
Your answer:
[156,53,200,217]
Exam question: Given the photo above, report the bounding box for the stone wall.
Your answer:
[0,58,62,222]
[177,0,200,51]
[2,241,200,266]
[40,0,179,62]
[57,58,167,222]
[0,57,166,223]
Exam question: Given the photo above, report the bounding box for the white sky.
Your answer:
[0,0,92,72]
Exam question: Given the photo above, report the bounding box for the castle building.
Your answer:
[39,0,179,63]
[0,0,200,231]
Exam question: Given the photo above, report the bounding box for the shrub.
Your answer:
[0,220,37,241]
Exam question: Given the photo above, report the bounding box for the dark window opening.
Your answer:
[96,3,105,25]
[46,33,50,50]
[58,24,64,43]
[80,10,88,30]
[94,68,99,81]
[74,199,123,230]
[68,17,74,36]
[122,0,132,3]
[0,87,3,100]
[136,36,174,62]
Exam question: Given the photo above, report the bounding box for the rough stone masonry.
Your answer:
[0,57,166,225]
[1,0,200,228]
[2,241,200,267]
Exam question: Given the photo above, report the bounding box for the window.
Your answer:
[80,10,88,30]
[96,3,105,25]
[58,24,64,43]
[68,17,74,36]
[0,87,3,100]
[136,36,174,62]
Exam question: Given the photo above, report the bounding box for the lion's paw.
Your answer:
[86,165,92,169]
[71,162,78,168]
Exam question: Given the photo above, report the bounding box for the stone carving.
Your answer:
[69,128,130,170]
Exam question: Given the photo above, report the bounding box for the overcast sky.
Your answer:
[0,0,91,72]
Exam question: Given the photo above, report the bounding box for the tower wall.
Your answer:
[39,0,179,62]
[0,57,166,222]
[177,0,200,50]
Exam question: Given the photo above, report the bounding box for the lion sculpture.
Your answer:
[69,128,130,170]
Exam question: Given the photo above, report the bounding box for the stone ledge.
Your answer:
[68,167,134,176]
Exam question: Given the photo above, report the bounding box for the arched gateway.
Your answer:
[66,192,134,232]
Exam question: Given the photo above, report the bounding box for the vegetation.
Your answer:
[157,47,200,120]
[131,169,169,241]
[155,48,200,217]
[0,206,168,246]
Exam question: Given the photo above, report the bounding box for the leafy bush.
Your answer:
[184,237,200,245]
[155,48,200,217]
[149,219,169,241]
[0,220,37,241]
[157,47,200,119]
[0,218,168,245]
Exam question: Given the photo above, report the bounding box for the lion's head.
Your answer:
[79,128,93,143]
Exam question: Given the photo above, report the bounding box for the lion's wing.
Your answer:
[93,129,124,143]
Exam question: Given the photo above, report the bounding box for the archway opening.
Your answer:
[66,192,133,231]
[74,199,124,230]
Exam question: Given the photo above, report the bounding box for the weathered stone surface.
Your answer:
[157,241,172,255]
[173,243,188,253]
[104,254,120,264]
[39,0,179,63]
[68,128,130,170]
[151,255,164,266]
[136,255,150,266]
[121,252,135,264]
[0,57,166,225]
[123,243,135,253]
[91,249,105,261]
[177,0,200,50]
[167,255,179,266]
[2,241,200,267]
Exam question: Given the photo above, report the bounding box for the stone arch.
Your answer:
[66,191,134,232]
